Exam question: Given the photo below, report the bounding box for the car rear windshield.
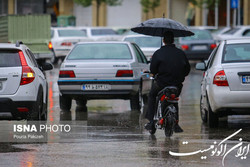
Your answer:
[67,43,132,60]
[222,28,240,35]
[0,50,21,67]
[91,29,117,36]
[222,44,250,63]
[182,29,213,41]
[58,29,87,37]
[124,36,161,48]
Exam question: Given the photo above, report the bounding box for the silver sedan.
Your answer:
[196,39,250,128]
[57,41,151,111]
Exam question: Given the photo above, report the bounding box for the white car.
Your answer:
[0,42,53,120]
[51,27,92,64]
[122,35,161,61]
[78,27,122,41]
[216,26,250,41]
[57,41,151,111]
[196,39,250,128]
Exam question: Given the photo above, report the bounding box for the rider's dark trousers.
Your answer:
[145,81,180,121]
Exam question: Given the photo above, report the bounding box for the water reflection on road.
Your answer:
[1,63,250,167]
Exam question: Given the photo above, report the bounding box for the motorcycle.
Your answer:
[149,86,179,137]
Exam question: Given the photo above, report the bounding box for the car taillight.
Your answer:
[48,41,53,50]
[210,44,217,50]
[181,45,189,51]
[61,42,72,46]
[116,70,133,77]
[213,70,229,86]
[19,51,35,85]
[59,70,76,78]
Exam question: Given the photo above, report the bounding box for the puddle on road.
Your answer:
[0,144,33,153]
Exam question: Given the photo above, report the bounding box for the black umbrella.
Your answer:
[131,18,194,37]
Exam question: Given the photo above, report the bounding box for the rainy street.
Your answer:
[1,62,250,167]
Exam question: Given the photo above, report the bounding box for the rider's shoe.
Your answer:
[174,124,184,133]
[144,121,154,130]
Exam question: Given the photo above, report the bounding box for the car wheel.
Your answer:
[142,95,148,105]
[28,90,43,121]
[200,95,208,123]
[76,99,87,107]
[207,97,219,128]
[41,93,48,121]
[60,94,72,111]
[130,88,142,111]
[50,50,59,64]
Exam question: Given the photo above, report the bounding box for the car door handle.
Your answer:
[0,78,7,81]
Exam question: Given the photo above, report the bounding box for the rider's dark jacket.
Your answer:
[150,44,190,88]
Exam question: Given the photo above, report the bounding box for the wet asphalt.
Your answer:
[1,62,250,167]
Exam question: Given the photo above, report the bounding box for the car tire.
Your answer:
[200,95,208,123]
[76,99,87,107]
[41,89,48,121]
[207,97,219,128]
[142,95,148,105]
[50,50,59,64]
[60,94,72,111]
[28,89,43,121]
[130,88,142,111]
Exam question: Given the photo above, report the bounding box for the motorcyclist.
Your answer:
[145,31,190,133]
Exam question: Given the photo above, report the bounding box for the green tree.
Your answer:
[140,0,160,19]
[189,0,220,9]
[74,0,122,26]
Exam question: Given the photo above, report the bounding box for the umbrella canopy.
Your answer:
[131,18,194,37]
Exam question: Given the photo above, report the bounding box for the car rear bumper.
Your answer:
[208,86,250,114]
[54,49,71,57]
[33,52,53,59]
[58,80,140,100]
[0,98,35,119]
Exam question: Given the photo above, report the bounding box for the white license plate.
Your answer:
[242,76,250,83]
[82,84,111,90]
[0,82,2,90]
[192,45,207,50]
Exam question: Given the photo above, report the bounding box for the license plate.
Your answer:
[0,82,2,90]
[242,76,250,83]
[192,45,207,50]
[82,84,111,90]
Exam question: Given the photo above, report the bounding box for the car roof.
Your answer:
[77,26,115,29]
[123,34,155,38]
[76,41,132,45]
[224,38,250,44]
[51,27,80,30]
[0,43,25,50]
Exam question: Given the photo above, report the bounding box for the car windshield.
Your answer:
[58,29,87,37]
[91,29,117,36]
[0,50,21,67]
[182,29,213,41]
[222,44,250,63]
[124,36,161,48]
[67,43,132,60]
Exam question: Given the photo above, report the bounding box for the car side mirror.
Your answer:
[195,62,206,71]
[42,62,53,71]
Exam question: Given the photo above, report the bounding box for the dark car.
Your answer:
[176,29,217,60]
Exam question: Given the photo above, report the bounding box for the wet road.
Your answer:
[1,62,250,167]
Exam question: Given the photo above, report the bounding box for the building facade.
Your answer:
[2,0,250,27]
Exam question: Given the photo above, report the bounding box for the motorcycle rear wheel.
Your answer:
[164,112,175,137]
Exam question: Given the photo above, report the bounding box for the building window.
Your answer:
[16,0,44,14]
[0,0,8,15]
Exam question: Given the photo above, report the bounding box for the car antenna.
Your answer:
[16,41,23,47]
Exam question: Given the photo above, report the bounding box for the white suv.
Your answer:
[0,42,53,120]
